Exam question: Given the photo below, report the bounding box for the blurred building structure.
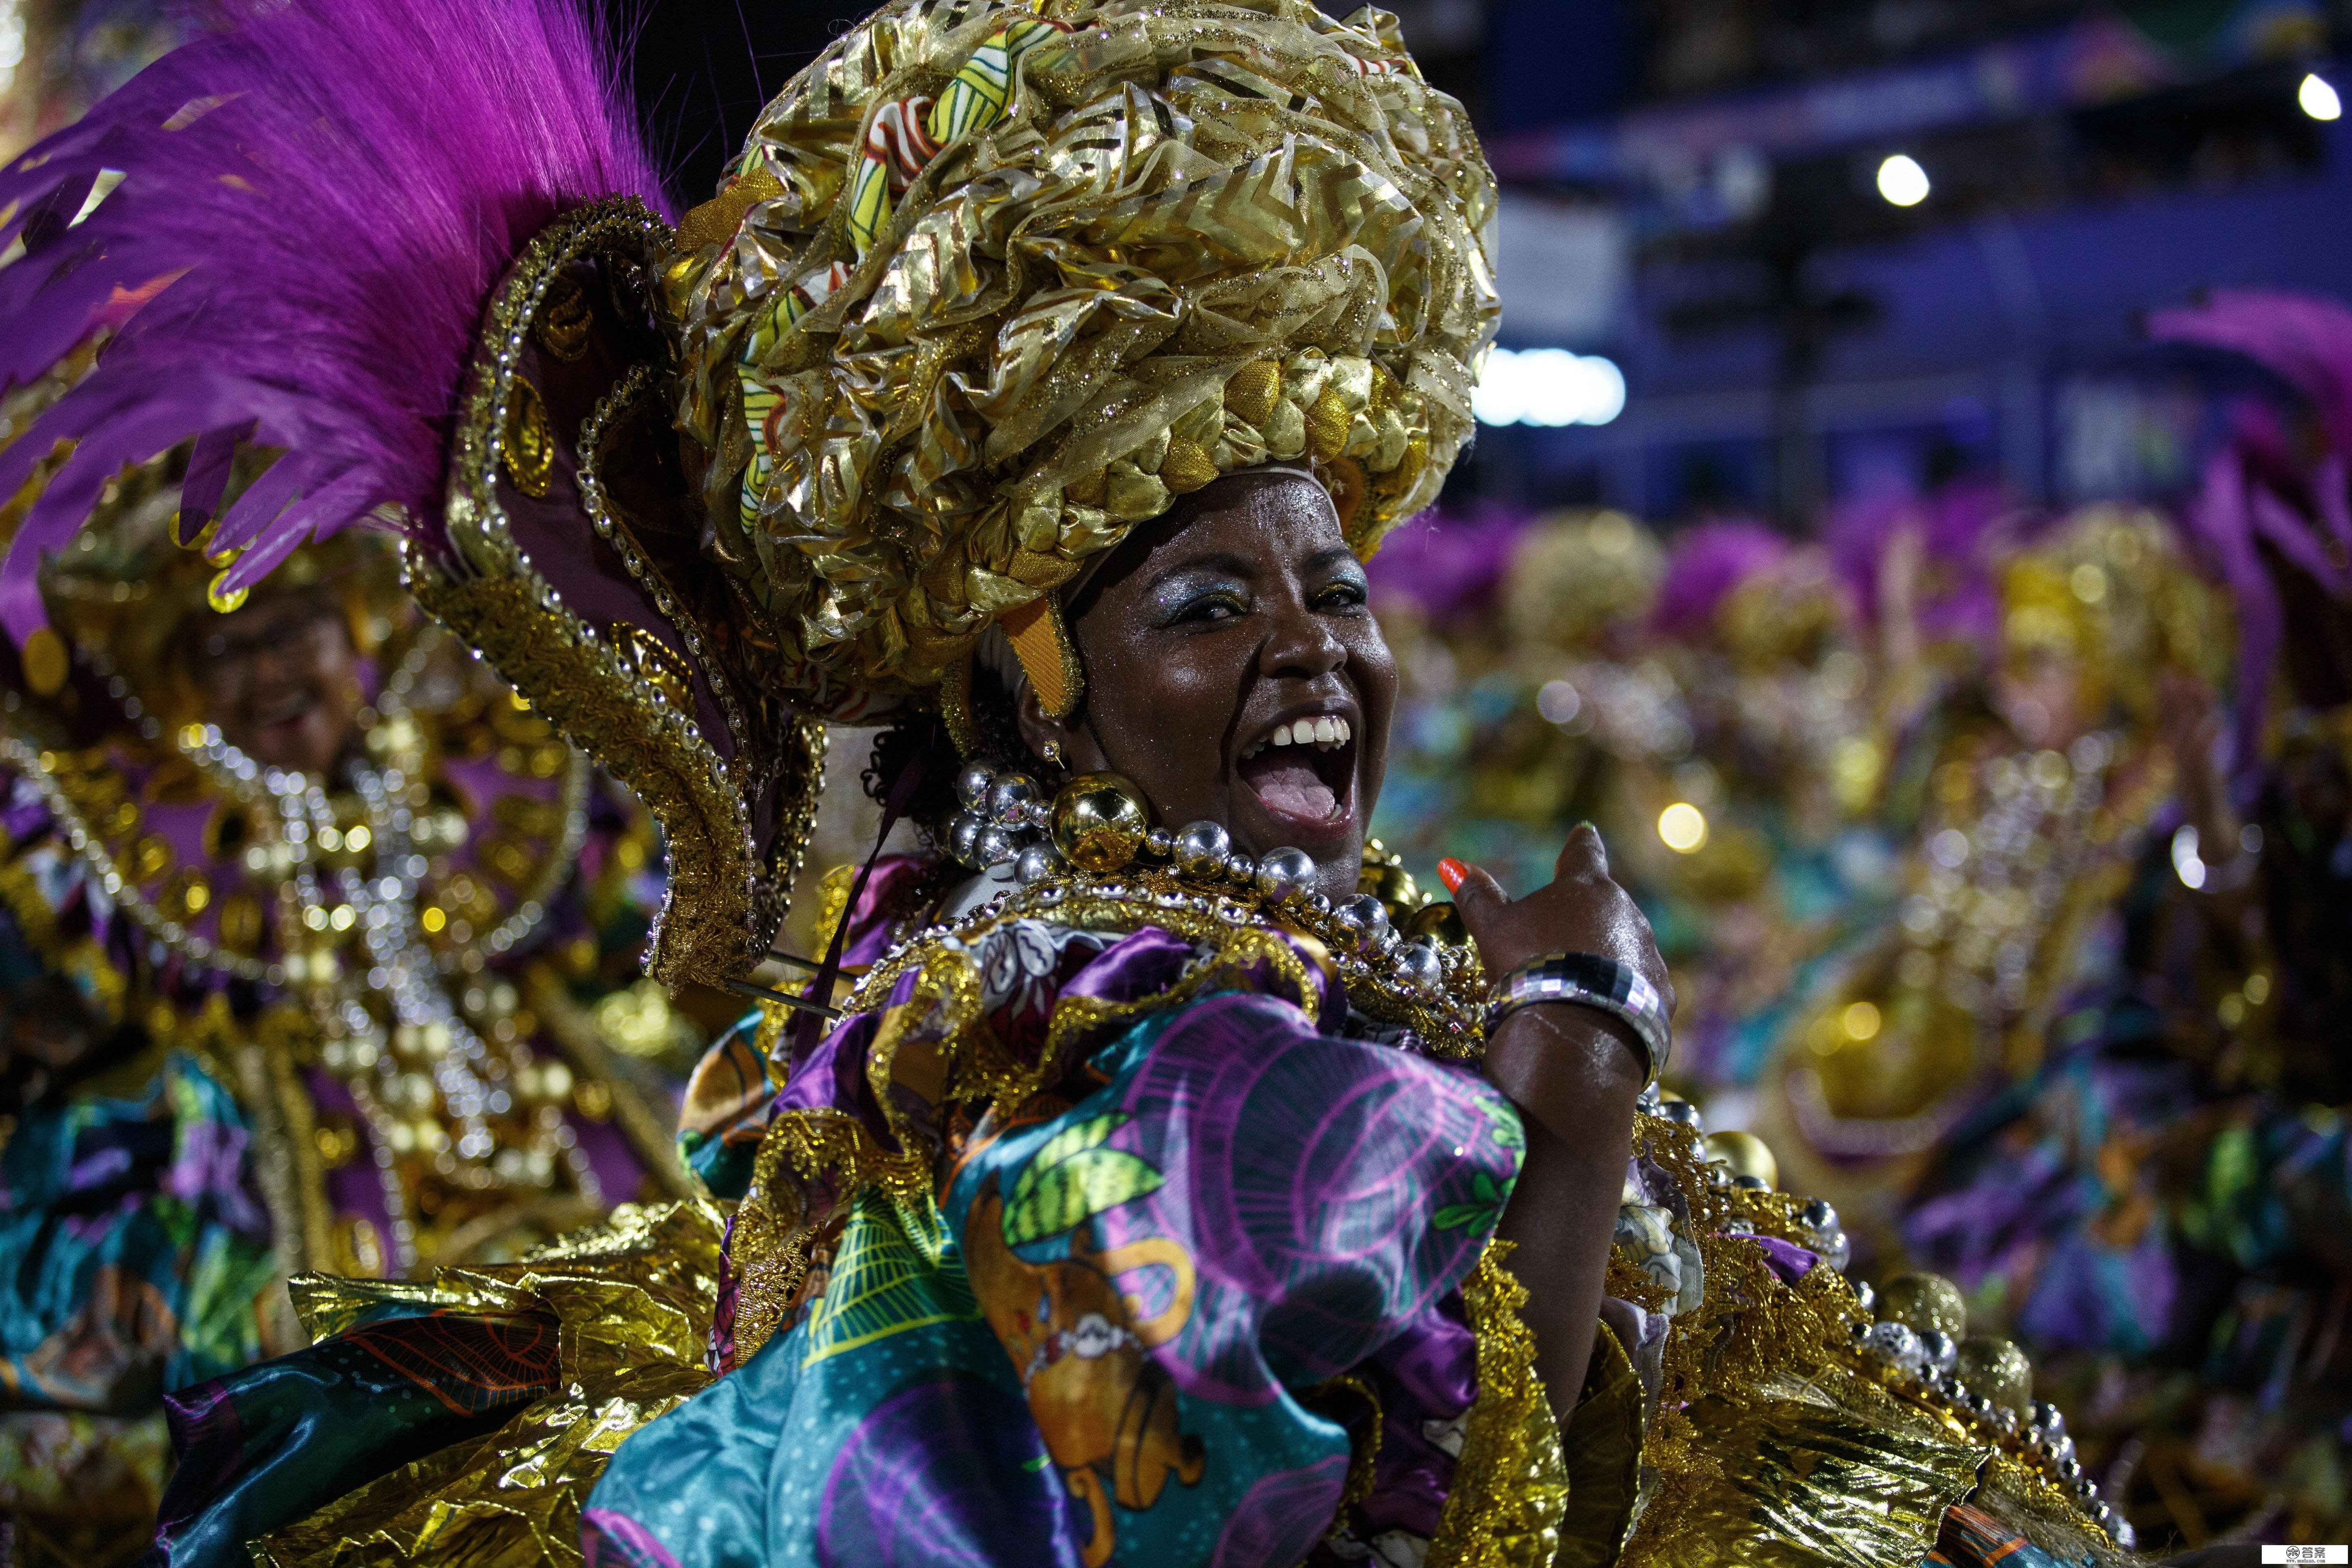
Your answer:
[1441,0,2352,528]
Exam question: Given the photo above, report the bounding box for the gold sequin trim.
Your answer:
[1428,1240,1570,1568]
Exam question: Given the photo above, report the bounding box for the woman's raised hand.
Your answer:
[1439,824,1673,1018]
[1442,824,1667,1424]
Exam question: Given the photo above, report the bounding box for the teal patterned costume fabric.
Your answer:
[586,875,1528,1568]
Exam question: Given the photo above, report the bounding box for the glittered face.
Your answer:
[190,586,363,777]
[1022,470,1398,903]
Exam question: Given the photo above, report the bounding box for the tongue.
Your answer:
[1240,752,1337,822]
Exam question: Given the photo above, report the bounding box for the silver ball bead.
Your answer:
[1333,893,1391,953]
[1861,1320,1926,1376]
[1174,820,1230,876]
[2029,1399,2064,1435]
[955,762,997,812]
[1659,1098,1704,1135]
[1820,1232,1853,1273]
[1305,891,1332,915]
[1015,842,1061,885]
[1918,1329,1959,1374]
[1222,850,1256,883]
[1851,1280,1875,1315]
[1733,1174,1770,1191]
[988,773,1041,828]
[2056,1457,2081,1483]
[974,824,1019,867]
[1145,826,1175,859]
[2045,1433,2076,1466]
[949,812,985,866]
[1395,939,1444,994]
[1800,1198,1839,1234]
[1253,846,1317,904]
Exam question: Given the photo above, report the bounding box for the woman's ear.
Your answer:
[1015,678,1098,774]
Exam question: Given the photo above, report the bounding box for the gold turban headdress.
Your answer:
[661,0,1499,725]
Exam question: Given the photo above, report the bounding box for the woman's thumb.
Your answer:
[1437,857,1508,921]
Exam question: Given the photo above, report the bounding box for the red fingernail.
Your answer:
[1437,857,1470,894]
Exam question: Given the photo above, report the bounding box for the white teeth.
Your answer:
[1240,716,1353,760]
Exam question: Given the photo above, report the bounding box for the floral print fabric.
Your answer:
[588,860,1525,1568]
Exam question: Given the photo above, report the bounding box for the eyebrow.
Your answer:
[1143,544,1362,596]
[1143,552,1260,594]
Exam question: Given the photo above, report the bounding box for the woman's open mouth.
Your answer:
[1235,711,1356,838]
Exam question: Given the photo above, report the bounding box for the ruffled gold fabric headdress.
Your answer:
[662,0,1499,728]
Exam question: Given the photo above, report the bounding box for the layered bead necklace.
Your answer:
[927,761,1482,1049]
[176,630,595,1270]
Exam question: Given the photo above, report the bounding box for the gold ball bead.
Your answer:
[1404,900,1466,946]
[1953,1335,2033,1416]
[1876,1272,1968,1342]
[1358,858,1421,913]
[1049,772,1151,873]
[1703,1129,1779,1189]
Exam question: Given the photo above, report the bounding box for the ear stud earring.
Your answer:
[1042,740,1065,768]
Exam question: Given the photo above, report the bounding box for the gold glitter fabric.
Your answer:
[1428,1241,1571,1568]
[664,0,1498,713]
[223,895,2132,1568]
[247,1201,726,1568]
[1612,1118,2135,1568]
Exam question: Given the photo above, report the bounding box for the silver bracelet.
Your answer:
[1483,952,1670,1087]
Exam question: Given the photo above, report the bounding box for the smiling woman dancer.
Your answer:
[0,1,2140,1564]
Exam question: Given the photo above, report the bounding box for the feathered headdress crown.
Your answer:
[0,0,1496,985]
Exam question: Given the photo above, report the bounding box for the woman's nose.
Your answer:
[1260,595,1346,680]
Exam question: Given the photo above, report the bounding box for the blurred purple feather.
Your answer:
[2148,289,2352,457]
[0,0,667,646]
[1364,504,1529,623]
[2150,290,2352,782]
[1649,519,1786,641]
[1822,476,2013,644]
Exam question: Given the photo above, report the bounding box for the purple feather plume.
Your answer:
[2148,289,2352,458]
[0,0,667,646]
[1364,503,1530,623]
[2149,290,2352,783]
[1822,475,2014,645]
[1648,519,1787,642]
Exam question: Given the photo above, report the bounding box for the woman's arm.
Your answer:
[1443,825,1670,1420]
[1481,1002,1646,1416]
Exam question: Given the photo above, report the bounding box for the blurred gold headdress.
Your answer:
[17,440,402,726]
[1502,509,1662,654]
[663,0,1499,726]
[1999,505,2222,717]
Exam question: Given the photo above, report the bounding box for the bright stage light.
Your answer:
[1658,802,1708,853]
[2301,72,2342,121]
[1876,154,1930,207]
[1472,347,1627,428]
